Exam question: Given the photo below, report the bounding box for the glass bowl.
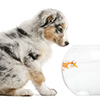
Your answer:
[62,45,100,95]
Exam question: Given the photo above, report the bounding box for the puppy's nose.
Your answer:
[65,41,69,46]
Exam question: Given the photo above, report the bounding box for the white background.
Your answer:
[0,0,100,100]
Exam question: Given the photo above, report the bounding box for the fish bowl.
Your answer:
[62,45,100,95]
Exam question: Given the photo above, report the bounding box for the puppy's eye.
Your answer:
[58,28,63,33]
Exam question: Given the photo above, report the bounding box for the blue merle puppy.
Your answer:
[0,9,69,96]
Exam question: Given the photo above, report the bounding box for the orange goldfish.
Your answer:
[62,61,78,70]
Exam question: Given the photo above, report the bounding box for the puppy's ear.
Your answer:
[39,14,56,27]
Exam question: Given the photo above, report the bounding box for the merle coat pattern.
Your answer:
[0,9,69,96]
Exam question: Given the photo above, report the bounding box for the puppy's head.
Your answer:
[38,9,69,47]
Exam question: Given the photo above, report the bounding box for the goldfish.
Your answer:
[62,61,78,70]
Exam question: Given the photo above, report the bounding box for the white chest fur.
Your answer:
[38,41,52,65]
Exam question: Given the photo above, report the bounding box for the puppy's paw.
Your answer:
[40,88,57,96]
[15,89,33,96]
[49,89,57,96]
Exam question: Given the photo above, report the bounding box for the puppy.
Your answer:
[0,9,69,96]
